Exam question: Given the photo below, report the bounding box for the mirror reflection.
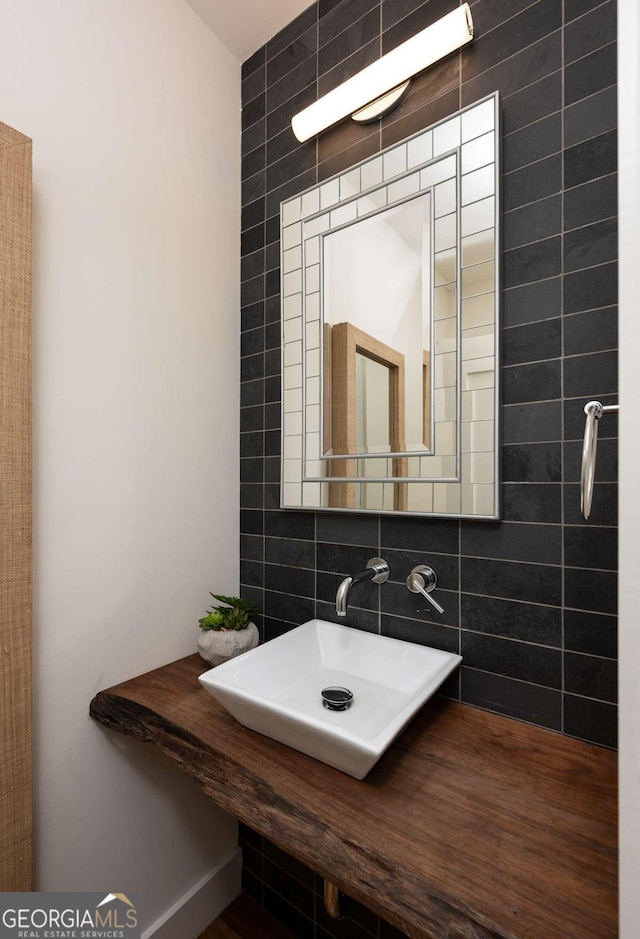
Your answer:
[323,192,432,457]
[355,353,391,452]
[280,93,500,519]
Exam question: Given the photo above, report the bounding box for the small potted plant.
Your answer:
[197,594,260,666]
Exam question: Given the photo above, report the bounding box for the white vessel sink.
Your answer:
[199,619,461,779]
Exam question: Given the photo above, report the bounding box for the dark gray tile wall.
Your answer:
[239,0,617,931]
[240,822,407,939]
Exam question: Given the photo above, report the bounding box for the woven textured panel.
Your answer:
[0,121,32,891]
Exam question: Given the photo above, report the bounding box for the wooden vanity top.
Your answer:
[90,655,617,939]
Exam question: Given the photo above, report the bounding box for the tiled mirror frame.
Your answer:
[280,92,501,520]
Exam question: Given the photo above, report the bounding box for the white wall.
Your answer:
[324,201,429,450]
[0,0,241,930]
[618,1,640,934]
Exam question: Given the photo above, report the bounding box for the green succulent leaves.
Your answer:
[198,610,225,629]
[198,594,260,631]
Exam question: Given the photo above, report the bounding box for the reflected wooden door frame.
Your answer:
[423,349,431,450]
[327,322,407,510]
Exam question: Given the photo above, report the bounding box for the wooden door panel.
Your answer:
[0,120,32,891]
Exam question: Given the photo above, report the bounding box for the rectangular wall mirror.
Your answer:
[280,93,500,519]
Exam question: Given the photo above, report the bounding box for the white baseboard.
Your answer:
[142,847,242,939]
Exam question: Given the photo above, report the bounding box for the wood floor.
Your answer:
[198,894,298,939]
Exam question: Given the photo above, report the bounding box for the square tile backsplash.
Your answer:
[239,0,617,932]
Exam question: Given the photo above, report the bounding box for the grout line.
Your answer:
[504,190,561,214]
[461,555,563,569]
[315,126,381,178]
[503,355,565,369]
[503,191,559,217]
[264,79,317,124]
[467,0,543,36]
[262,852,317,897]
[502,68,562,119]
[241,75,266,110]
[504,148,562,177]
[511,341,613,359]
[240,576,616,606]
[563,212,617,236]
[564,562,618,574]
[503,320,564,342]
[368,85,460,141]
[317,35,379,92]
[462,664,563,694]
[563,81,617,115]
[267,44,316,93]
[564,37,616,70]
[566,687,619,705]
[463,665,616,708]
[503,305,617,331]
[560,169,616,198]
[563,166,618,193]
[261,882,315,931]
[504,230,561,254]
[560,0,567,723]
[461,626,563,653]
[461,28,562,94]
[504,108,560,143]
[503,220,615,257]
[563,0,613,28]
[264,11,316,64]
[556,256,618,278]
[565,647,618,662]
[316,4,379,57]
[502,124,615,191]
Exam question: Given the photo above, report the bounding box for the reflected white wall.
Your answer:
[324,195,431,451]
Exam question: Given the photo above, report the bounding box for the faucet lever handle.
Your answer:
[406,565,444,615]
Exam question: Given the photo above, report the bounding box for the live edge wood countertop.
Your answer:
[90,654,617,939]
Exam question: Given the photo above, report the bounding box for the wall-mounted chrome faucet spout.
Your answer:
[335,557,389,617]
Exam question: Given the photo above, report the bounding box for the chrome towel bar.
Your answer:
[581,400,619,519]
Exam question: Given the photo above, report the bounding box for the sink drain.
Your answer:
[321,687,353,711]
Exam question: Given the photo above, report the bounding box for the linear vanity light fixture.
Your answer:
[291,4,474,143]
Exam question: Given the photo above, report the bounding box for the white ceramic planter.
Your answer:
[197,622,259,667]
